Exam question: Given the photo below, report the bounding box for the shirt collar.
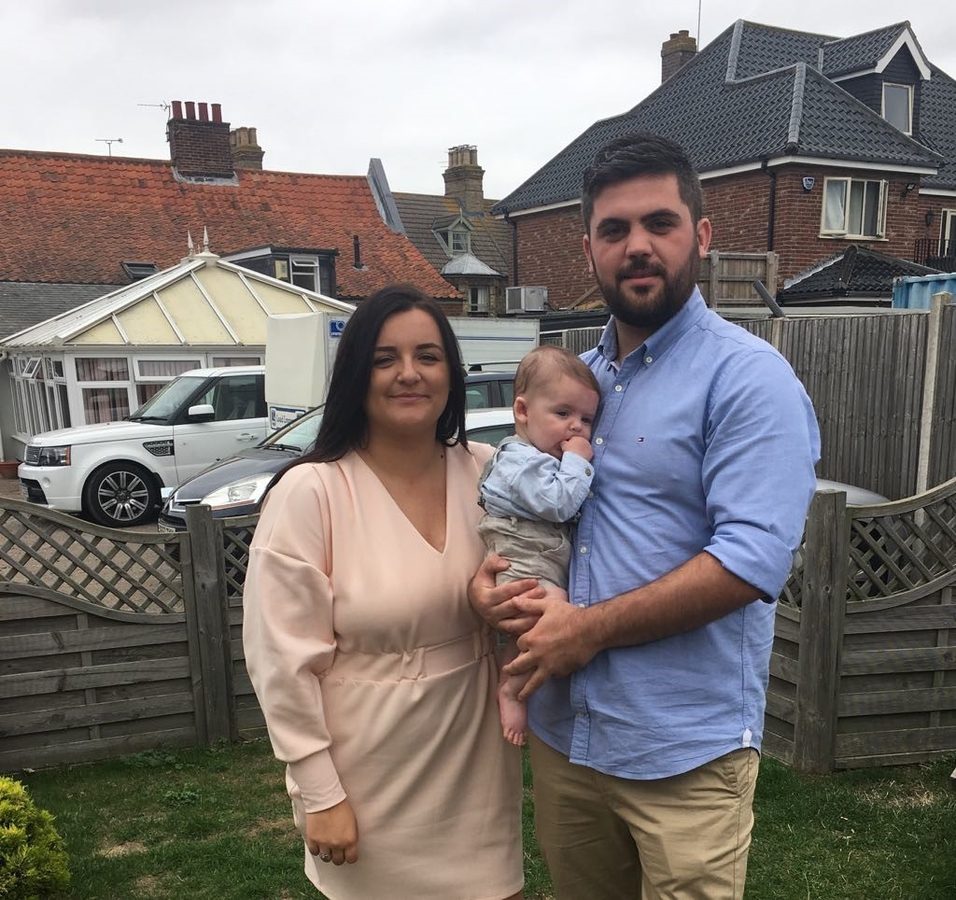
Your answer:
[596,288,708,366]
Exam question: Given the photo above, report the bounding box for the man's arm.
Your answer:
[468,553,545,634]
[506,551,762,699]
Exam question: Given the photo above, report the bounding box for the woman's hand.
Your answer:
[306,798,359,865]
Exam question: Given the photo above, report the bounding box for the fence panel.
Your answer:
[0,588,197,769]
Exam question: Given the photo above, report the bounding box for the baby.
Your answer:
[477,345,601,745]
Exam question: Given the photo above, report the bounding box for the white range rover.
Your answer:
[18,366,268,527]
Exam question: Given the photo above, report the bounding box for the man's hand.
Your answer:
[468,554,545,635]
[305,798,359,865]
[504,594,602,699]
[561,435,593,461]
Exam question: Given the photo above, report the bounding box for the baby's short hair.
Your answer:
[514,345,600,398]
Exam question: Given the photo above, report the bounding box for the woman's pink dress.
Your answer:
[243,443,523,899]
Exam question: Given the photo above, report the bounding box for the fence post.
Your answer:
[916,291,950,494]
[185,504,237,744]
[792,490,849,773]
[708,250,719,307]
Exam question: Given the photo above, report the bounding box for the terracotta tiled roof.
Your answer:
[0,150,458,300]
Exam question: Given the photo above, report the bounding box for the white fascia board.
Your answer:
[877,31,932,80]
[497,198,581,218]
[919,188,956,198]
[699,162,765,180]
[765,156,937,175]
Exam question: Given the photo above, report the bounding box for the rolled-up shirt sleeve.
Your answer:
[702,350,821,600]
[242,465,347,813]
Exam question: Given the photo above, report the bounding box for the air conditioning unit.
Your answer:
[505,285,547,314]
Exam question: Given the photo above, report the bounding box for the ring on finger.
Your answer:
[319,851,332,862]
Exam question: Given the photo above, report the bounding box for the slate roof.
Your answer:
[392,192,512,281]
[495,19,950,214]
[820,23,907,78]
[0,150,458,301]
[779,245,939,303]
[0,282,120,341]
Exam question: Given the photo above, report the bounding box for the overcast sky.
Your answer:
[5,1,956,200]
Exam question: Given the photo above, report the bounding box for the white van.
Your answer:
[18,366,268,527]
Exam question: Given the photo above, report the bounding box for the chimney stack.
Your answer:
[167,100,235,179]
[661,30,697,83]
[230,126,265,170]
[443,145,484,212]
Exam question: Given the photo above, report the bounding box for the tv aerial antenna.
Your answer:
[138,102,171,117]
[95,137,123,157]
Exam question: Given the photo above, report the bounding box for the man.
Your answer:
[470,133,820,899]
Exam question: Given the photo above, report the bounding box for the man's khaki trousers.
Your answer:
[529,734,759,899]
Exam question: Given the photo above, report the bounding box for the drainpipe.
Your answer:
[505,211,518,285]
[762,159,777,251]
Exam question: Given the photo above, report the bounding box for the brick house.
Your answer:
[492,20,956,307]
[0,99,458,340]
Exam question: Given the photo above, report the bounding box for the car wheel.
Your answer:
[83,462,159,527]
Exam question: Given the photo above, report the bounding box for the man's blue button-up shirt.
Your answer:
[527,290,821,780]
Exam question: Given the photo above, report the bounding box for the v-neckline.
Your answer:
[354,449,450,555]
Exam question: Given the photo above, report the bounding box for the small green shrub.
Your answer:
[0,776,70,899]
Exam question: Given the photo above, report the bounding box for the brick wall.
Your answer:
[513,166,948,306]
[514,206,592,308]
[768,165,923,281]
[168,109,234,179]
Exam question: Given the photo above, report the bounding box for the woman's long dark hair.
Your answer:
[276,285,468,483]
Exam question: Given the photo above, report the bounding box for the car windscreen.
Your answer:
[263,408,324,452]
[129,375,207,422]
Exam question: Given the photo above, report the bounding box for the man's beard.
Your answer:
[596,246,701,332]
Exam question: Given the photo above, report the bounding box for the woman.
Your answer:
[242,285,523,899]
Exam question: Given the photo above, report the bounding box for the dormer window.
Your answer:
[449,228,471,254]
[226,246,335,296]
[882,83,913,135]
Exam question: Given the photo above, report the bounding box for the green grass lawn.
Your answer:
[17,740,956,899]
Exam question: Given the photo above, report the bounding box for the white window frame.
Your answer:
[882,82,913,135]
[289,255,319,292]
[468,286,490,313]
[941,209,956,253]
[10,353,70,438]
[820,177,888,239]
[449,229,471,254]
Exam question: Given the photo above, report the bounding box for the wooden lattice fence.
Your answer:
[0,503,261,771]
[766,475,956,772]
[4,474,955,773]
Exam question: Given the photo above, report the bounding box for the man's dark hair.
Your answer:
[277,284,467,479]
[581,132,703,231]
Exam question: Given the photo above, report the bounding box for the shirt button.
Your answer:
[584,466,592,476]
[614,384,623,392]
[645,355,654,364]
[595,437,604,445]
[579,545,588,554]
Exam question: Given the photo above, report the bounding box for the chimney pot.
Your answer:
[443,145,484,211]
[171,100,183,119]
[169,102,235,178]
[212,103,222,124]
[229,125,265,170]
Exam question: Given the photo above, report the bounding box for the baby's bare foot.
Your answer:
[498,684,527,747]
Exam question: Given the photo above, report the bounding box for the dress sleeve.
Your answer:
[242,464,347,813]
